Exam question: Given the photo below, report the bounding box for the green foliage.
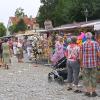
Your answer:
[15,7,25,18]
[16,19,27,32]
[0,23,6,37]
[37,0,59,27]
[8,19,27,34]
[8,24,17,34]
[37,0,100,27]
[9,8,27,34]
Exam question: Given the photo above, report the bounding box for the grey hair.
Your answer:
[85,32,92,39]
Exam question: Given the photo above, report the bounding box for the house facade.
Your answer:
[7,15,39,35]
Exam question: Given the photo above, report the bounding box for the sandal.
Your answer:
[74,90,82,93]
[67,87,72,91]
[84,92,91,97]
[6,65,9,69]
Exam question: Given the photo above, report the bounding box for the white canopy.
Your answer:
[24,30,37,36]
[15,30,38,37]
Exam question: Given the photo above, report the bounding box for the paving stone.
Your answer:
[0,56,99,100]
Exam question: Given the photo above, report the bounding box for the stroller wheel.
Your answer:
[55,77,58,82]
[57,76,64,85]
[48,74,52,82]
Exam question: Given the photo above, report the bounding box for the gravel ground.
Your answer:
[0,56,99,100]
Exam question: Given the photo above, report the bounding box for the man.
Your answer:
[80,32,100,97]
[26,40,32,60]
[65,36,81,93]
[0,39,3,66]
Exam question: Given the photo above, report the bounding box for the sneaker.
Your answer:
[91,92,97,97]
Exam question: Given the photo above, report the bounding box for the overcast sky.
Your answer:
[0,0,41,26]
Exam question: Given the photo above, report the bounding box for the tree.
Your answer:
[37,0,59,27]
[0,23,6,37]
[52,0,70,26]
[16,19,27,32]
[8,24,17,34]
[9,8,27,34]
[37,0,100,27]
[15,7,25,18]
[8,19,27,34]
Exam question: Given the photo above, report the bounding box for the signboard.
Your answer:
[44,20,53,30]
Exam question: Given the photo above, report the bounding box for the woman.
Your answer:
[96,33,100,83]
[65,36,81,92]
[51,36,64,65]
[13,38,18,56]
[17,39,23,63]
[8,38,13,57]
[0,39,3,66]
[2,39,11,69]
[26,40,32,60]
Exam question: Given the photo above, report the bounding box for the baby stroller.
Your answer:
[48,57,67,85]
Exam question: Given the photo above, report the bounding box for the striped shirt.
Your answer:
[80,40,100,68]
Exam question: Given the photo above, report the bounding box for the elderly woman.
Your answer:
[65,36,81,92]
[51,36,64,65]
[2,39,11,69]
[0,39,3,66]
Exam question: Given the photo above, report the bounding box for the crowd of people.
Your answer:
[0,32,100,97]
[0,37,29,68]
[50,32,100,97]
[0,35,52,68]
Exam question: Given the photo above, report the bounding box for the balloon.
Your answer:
[82,36,86,42]
[77,39,82,46]
[81,32,85,38]
[77,35,82,40]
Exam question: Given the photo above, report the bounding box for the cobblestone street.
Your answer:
[0,56,99,100]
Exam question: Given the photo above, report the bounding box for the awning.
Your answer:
[24,31,37,36]
[15,31,38,36]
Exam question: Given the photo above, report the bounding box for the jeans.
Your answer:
[67,60,80,85]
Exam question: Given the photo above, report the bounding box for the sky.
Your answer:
[0,0,41,27]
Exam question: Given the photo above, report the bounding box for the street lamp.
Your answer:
[84,8,88,23]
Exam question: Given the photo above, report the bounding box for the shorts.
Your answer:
[83,68,97,88]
